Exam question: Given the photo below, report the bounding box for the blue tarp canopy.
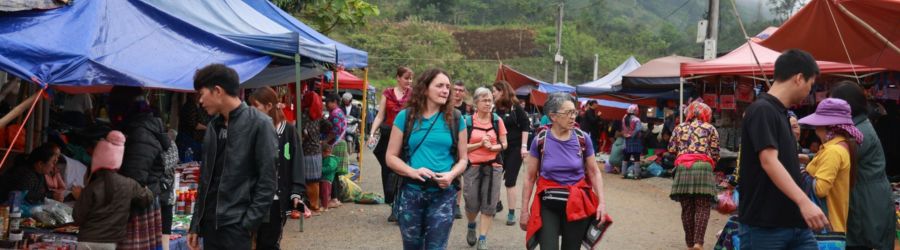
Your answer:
[538,82,575,93]
[576,56,641,95]
[143,0,337,65]
[0,0,272,92]
[241,0,368,69]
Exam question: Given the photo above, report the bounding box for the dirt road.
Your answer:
[281,149,728,249]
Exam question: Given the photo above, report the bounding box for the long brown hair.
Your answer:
[404,68,455,128]
[396,66,413,78]
[249,87,285,126]
[493,80,518,111]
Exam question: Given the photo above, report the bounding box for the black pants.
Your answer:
[375,126,398,204]
[538,198,591,250]
[256,200,286,250]
[201,222,252,250]
[161,204,173,234]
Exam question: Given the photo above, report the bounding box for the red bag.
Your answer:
[736,83,754,102]
[720,95,736,110]
[5,123,25,151]
[702,93,718,109]
[716,189,737,215]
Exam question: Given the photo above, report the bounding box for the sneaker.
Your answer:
[466,227,477,246]
[477,238,488,250]
[454,204,462,219]
[495,201,503,213]
[506,212,516,226]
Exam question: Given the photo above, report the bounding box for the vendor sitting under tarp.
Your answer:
[0,143,63,204]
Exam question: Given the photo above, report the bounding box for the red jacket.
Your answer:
[526,177,598,249]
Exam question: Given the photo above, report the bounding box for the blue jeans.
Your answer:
[739,224,817,250]
[397,184,457,250]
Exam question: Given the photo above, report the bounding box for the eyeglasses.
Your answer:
[553,110,578,117]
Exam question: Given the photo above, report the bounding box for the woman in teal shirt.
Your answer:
[386,68,468,249]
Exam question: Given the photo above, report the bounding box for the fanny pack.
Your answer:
[542,188,570,202]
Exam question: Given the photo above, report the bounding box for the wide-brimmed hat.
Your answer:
[798,98,853,126]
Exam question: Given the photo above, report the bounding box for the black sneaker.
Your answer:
[388,208,398,223]
[496,201,503,213]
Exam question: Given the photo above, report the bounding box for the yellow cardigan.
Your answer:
[805,136,851,232]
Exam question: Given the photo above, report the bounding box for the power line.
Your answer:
[665,0,693,20]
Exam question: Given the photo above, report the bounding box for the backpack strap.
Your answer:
[449,110,461,163]
[535,127,591,171]
[464,114,474,140]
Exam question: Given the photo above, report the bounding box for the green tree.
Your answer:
[272,0,380,35]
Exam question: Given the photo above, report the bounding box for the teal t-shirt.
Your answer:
[540,115,551,126]
[394,109,466,173]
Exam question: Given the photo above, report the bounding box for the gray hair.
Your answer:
[473,87,492,102]
[544,92,577,116]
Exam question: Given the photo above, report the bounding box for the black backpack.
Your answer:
[464,113,504,165]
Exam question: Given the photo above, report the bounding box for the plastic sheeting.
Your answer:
[576,56,641,95]
[496,64,548,90]
[241,0,368,69]
[0,0,271,92]
[143,0,337,64]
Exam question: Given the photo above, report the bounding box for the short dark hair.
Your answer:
[453,80,465,87]
[324,93,341,103]
[829,81,867,117]
[193,64,239,96]
[774,49,819,82]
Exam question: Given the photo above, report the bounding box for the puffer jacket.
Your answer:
[119,112,171,196]
[74,170,153,243]
[189,103,277,232]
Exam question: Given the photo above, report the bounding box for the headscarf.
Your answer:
[685,101,712,123]
[622,104,641,137]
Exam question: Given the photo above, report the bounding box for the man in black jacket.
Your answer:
[187,64,278,250]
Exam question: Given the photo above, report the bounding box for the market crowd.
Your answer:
[0,49,894,250]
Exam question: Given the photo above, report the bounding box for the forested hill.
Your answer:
[322,0,786,89]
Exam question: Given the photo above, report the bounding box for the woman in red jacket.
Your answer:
[520,92,608,250]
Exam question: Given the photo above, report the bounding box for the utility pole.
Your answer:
[704,0,720,59]
[593,54,599,80]
[553,0,564,83]
[564,60,569,84]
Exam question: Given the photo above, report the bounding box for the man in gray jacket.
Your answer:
[188,64,277,250]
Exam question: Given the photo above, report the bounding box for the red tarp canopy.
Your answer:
[496,64,547,90]
[530,90,657,120]
[683,27,884,76]
[759,0,900,71]
[322,70,365,90]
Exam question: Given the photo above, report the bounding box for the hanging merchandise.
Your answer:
[720,78,736,110]
[702,81,718,110]
[736,81,754,103]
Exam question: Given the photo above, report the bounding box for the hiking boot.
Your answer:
[454,204,462,219]
[466,226,477,246]
[496,201,503,213]
[506,212,516,226]
[477,238,488,250]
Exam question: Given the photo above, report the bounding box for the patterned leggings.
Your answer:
[679,196,712,247]
[397,184,457,250]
